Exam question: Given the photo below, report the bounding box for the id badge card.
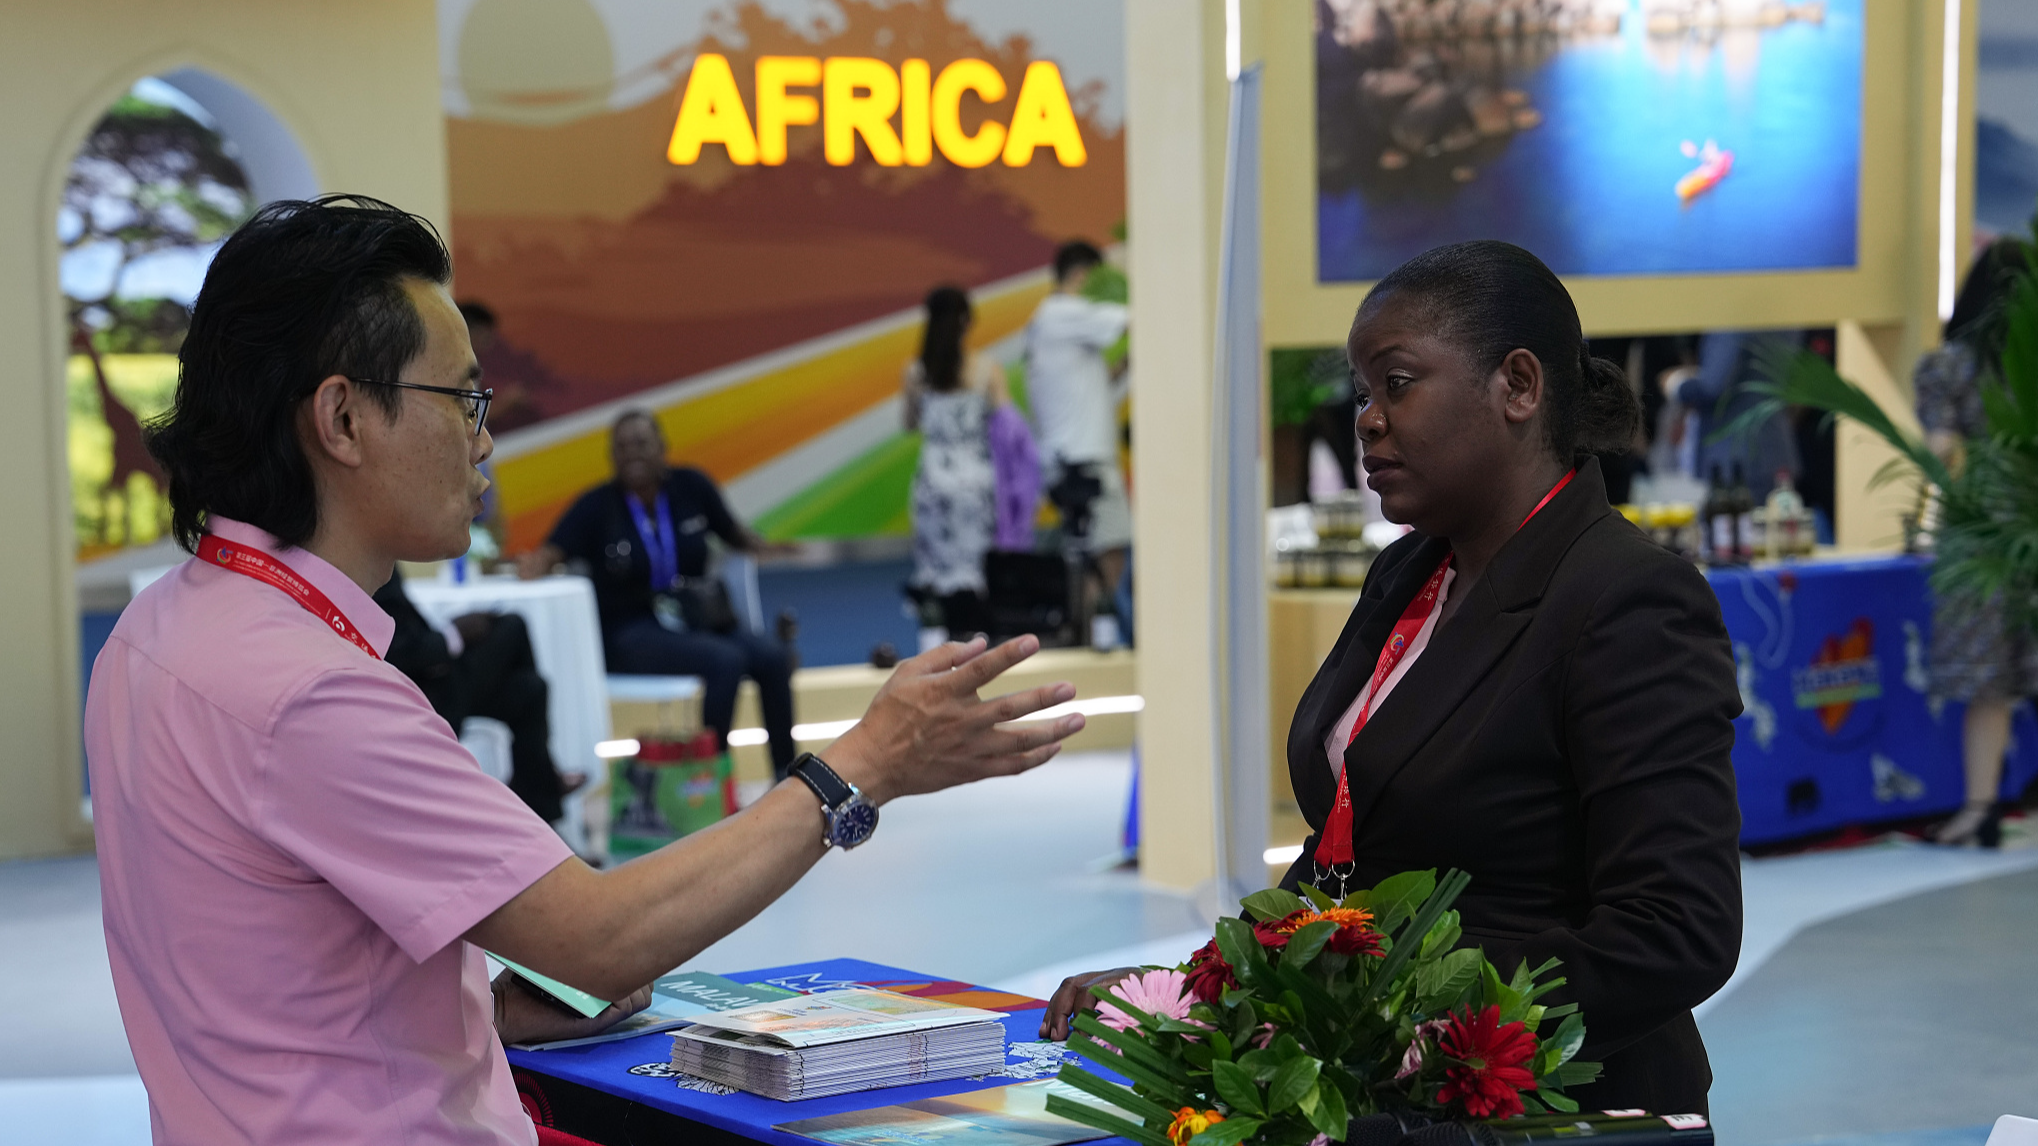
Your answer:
[652,593,686,632]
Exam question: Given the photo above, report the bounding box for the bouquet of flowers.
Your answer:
[1043,869,1601,1146]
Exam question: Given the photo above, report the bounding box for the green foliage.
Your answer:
[1269,347,1348,428]
[1047,871,1599,1146]
[1720,231,2038,620]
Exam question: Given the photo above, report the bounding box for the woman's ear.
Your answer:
[1498,348,1544,426]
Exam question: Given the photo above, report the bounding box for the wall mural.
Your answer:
[1314,0,1863,280]
[442,0,1127,550]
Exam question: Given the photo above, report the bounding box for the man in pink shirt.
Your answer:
[86,196,1085,1146]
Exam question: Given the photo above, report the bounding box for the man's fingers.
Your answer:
[947,633,1041,691]
[985,682,1076,725]
[971,742,1064,781]
[999,714,1086,751]
[908,634,990,676]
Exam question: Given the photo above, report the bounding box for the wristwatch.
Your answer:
[789,752,879,850]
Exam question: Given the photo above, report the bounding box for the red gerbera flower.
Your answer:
[1435,1005,1539,1119]
[1255,908,1383,957]
[1182,939,1238,1003]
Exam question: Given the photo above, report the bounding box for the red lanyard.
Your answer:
[1314,469,1573,874]
[197,534,380,659]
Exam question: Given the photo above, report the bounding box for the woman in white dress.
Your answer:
[905,286,1010,634]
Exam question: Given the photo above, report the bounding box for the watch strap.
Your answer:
[790,752,853,808]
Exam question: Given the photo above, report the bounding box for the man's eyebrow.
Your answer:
[466,361,484,384]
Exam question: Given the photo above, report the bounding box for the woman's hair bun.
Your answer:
[1574,349,1642,456]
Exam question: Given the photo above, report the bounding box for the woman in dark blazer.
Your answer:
[1047,241,1742,1116]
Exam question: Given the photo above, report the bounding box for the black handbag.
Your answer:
[673,576,740,635]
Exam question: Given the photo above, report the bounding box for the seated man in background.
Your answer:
[374,569,584,823]
[89,195,1084,1145]
[518,411,799,780]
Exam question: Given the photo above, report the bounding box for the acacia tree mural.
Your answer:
[60,89,252,551]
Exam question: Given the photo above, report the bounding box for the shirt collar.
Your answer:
[204,517,397,657]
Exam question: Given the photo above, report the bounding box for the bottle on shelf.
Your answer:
[1701,464,1729,565]
[1728,462,1755,563]
[1764,470,1807,559]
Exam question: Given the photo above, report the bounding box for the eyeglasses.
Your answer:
[350,378,492,436]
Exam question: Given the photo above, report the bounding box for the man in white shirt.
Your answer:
[1024,240,1132,605]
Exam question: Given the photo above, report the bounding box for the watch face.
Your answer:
[831,799,880,848]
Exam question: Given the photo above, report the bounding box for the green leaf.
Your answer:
[1267,1055,1322,1112]
[1552,1059,1604,1088]
[1212,1060,1265,1118]
[1301,1076,1349,1139]
[1214,917,1270,988]
[1052,1062,1181,1125]
[1413,947,1482,1010]
[1281,920,1337,970]
[1359,870,1436,934]
[1299,883,1340,911]
[1240,889,1307,923]
[1544,1013,1586,1071]
[1189,1117,1263,1146]
[1068,1016,1195,1090]
[1044,1092,1171,1146]
[1419,912,1462,959]
[1358,869,1471,1009]
[1541,1089,1580,1114]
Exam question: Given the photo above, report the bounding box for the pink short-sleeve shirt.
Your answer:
[85,518,574,1146]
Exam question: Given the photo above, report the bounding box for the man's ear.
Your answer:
[302,374,370,469]
[1497,348,1545,426]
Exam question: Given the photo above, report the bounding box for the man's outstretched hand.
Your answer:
[827,635,1086,805]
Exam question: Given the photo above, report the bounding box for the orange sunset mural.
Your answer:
[443,0,1126,550]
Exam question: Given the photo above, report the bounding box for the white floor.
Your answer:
[4,749,2034,1146]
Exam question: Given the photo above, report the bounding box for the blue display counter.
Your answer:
[1706,554,2038,845]
[507,958,1132,1146]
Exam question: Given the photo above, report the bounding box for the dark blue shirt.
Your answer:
[547,467,743,636]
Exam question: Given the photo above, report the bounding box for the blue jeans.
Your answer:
[607,619,797,778]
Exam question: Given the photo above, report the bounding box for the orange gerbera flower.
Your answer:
[1263,907,1382,956]
[1166,1107,1225,1146]
[1271,906,1374,934]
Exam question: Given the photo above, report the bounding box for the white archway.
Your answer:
[66,68,321,613]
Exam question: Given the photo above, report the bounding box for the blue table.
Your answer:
[507,958,1132,1146]
[1706,554,2038,844]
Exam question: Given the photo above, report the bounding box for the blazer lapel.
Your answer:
[1304,535,1453,752]
[1337,459,1616,833]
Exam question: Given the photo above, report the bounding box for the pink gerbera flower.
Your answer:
[1097,968,1197,1032]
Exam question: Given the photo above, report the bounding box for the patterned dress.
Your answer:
[907,357,998,595]
[1915,342,2038,701]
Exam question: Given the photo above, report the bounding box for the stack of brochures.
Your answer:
[669,988,1008,1101]
[505,964,802,1051]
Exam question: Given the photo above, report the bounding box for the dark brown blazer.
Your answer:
[1279,459,1742,1115]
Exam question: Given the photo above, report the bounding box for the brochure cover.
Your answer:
[516,969,800,1051]
[775,1079,1121,1146]
[680,989,1002,1049]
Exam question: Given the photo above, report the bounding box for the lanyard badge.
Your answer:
[1310,469,1574,898]
[197,534,380,659]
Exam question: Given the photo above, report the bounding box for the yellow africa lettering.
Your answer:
[824,57,903,166]
[755,56,822,166]
[1002,61,1087,167]
[930,59,1006,169]
[667,53,757,165]
[900,59,932,166]
[665,55,1086,169]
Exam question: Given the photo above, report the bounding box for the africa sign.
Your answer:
[668,54,1087,168]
